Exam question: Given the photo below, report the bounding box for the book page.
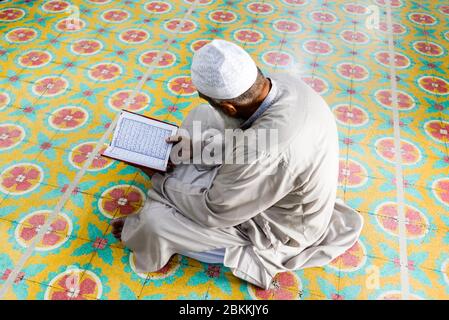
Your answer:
[103,111,177,171]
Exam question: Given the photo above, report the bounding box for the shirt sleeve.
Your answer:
[151,154,295,228]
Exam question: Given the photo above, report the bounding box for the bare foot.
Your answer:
[111,217,126,241]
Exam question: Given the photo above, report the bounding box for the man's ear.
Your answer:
[220,102,238,117]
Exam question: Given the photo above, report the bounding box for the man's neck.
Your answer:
[240,77,272,120]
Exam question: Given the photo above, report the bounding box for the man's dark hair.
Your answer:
[211,67,266,107]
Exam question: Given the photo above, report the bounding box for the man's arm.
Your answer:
[151,154,294,228]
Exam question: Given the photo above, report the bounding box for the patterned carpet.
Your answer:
[0,0,448,300]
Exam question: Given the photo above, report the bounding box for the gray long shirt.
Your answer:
[149,72,362,281]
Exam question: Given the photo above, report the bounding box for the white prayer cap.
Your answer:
[190,39,258,100]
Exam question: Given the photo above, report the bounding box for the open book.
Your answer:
[102,110,178,172]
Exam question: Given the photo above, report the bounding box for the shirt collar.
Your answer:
[240,78,279,130]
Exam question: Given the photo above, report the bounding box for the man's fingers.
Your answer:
[166,135,182,143]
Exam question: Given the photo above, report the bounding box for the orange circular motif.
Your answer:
[375,202,429,239]
[0,8,25,21]
[248,272,301,300]
[418,76,449,96]
[375,137,421,165]
[42,1,70,13]
[45,269,102,300]
[424,120,449,144]
[432,178,449,207]
[69,142,113,171]
[167,76,196,96]
[15,210,72,251]
[0,123,25,150]
[6,28,38,43]
[0,163,43,195]
[49,106,89,131]
[330,240,366,271]
[108,90,150,112]
[98,184,146,218]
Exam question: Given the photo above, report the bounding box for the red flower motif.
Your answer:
[2,166,40,191]
[7,28,36,42]
[52,108,86,128]
[20,51,51,67]
[337,63,368,80]
[120,29,149,43]
[169,77,196,94]
[111,91,148,110]
[377,203,426,237]
[274,20,300,33]
[43,1,69,12]
[235,29,262,43]
[145,1,170,13]
[311,11,336,23]
[211,11,235,23]
[248,3,273,13]
[376,138,420,164]
[103,10,129,22]
[90,64,121,81]
[252,272,299,300]
[140,51,174,67]
[304,40,332,54]
[72,40,102,55]
[419,77,449,95]
[425,121,449,142]
[20,213,67,246]
[0,125,22,148]
[103,187,143,216]
[341,30,368,43]
[57,18,85,31]
[376,90,415,110]
[375,52,410,68]
[410,13,436,25]
[0,8,24,21]
[413,41,443,56]
[51,274,97,300]
[378,22,405,34]
[338,160,367,186]
[263,51,291,66]
[334,105,367,126]
[344,4,367,14]
[34,77,67,95]
[73,144,109,168]
[165,19,195,32]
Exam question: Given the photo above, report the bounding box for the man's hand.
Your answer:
[166,134,193,164]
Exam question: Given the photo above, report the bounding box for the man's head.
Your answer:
[191,39,270,119]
